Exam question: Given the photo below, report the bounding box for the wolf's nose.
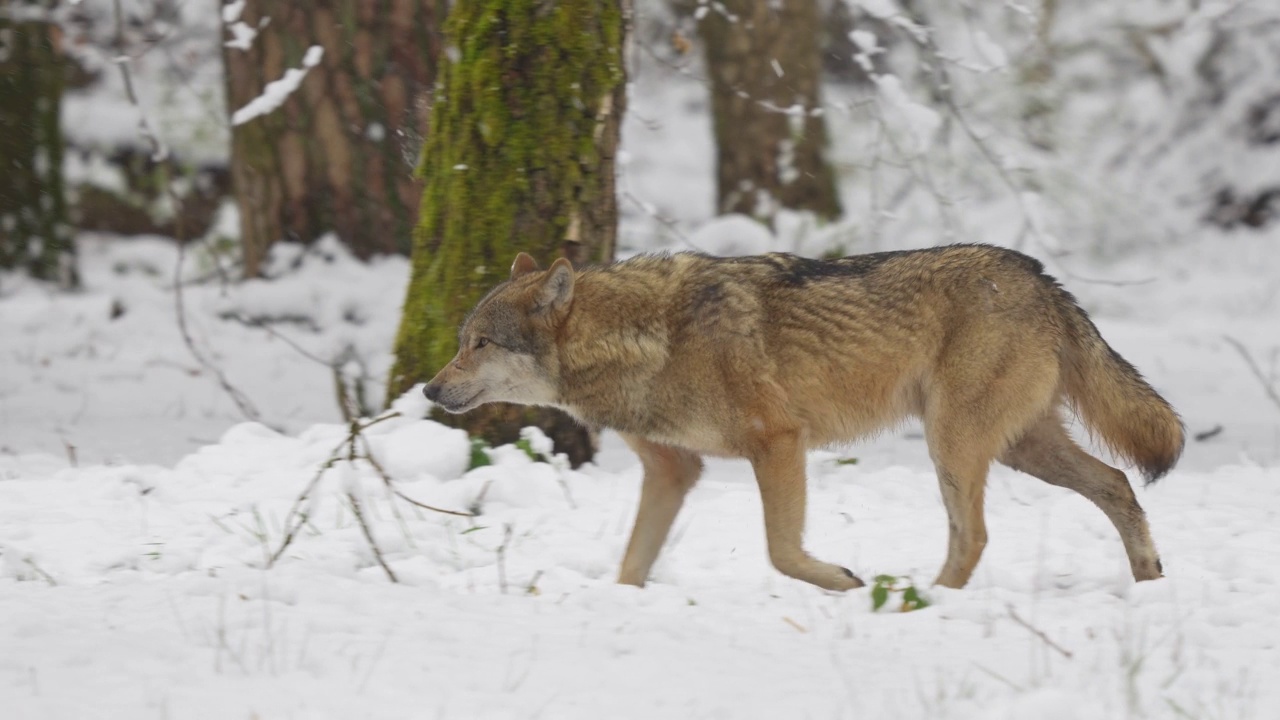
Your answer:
[423,383,441,402]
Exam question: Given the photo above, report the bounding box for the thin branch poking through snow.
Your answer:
[174,237,268,424]
[496,524,514,595]
[1223,336,1280,413]
[348,491,398,583]
[269,406,472,574]
[23,558,58,587]
[225,312,333,367]
[110,0,266,424]
[1007,603,1074,659]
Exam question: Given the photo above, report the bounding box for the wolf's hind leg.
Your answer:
[617,435,704,587]
[748,430,864,592]
[928,446,992,589]
[999,412,1163,582]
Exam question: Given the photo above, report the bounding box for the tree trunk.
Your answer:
[0,0,77,287]
[388,0,627,467]
[700,0,841,223]
[222,0,444,278]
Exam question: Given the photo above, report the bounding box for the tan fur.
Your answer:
[424,245,1184,591]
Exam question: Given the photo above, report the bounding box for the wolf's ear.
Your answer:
[511,252,540,280]
[537,257,575,313]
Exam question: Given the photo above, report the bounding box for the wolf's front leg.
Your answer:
[616,434,704,587]
[748,430,864,592]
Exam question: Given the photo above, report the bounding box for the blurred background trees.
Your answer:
[0,0,76,287]
[681,0,841,223]
[4,0,1280,462]
[222,0,445,277]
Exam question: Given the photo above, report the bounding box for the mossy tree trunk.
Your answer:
[0,0,77,287]
[222,0,444,278]
[388,0,627,467]
[699,0,841,223]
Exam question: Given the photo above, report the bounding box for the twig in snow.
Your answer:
[225,312,332,367]
[173,233,269,425]
[1193,425,1224,442]
[1007,603,1073,659]
[268,410,472,570]
[525,570,544,595]
[496,523,514,594]
[347,491,397,583]
[469,478,496,516]
[61,439,77,468]
[267,449,338,567]
[1223,335,1280,413]
[356,433,471,517]
[782,617,808,633]
[23,558,57,587]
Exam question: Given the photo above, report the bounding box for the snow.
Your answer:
[856,0,901,21]
[2,407,1279,718]
[4,0,1280,716]
[873,74,943,156]
[224,20,261,52]
[231,46,325,126]
[686,214,775,256]
[4,221,1280,718]
[221,0,246,25]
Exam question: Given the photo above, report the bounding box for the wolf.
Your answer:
[424,245,1184,592]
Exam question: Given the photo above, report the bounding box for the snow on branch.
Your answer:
[221,0,246,24]
[230,45,324,126]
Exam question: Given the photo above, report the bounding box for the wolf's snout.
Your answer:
[423,382,442,402]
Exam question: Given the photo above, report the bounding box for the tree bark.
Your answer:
[388,0,627,467]
[699,0,841,223]
[0,0,77,287]
[222,0,444,278]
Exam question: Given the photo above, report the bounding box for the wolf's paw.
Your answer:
[840,567,866,589]
[815,565,864,592]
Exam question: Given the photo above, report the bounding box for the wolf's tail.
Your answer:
[1057,292,1184,483]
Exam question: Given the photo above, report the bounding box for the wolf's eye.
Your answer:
[475,337,490,349]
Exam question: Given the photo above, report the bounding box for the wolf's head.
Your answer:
[423,253,574,414]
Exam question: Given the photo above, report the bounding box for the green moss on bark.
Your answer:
[390,0,624,393]
[388,0,625,466]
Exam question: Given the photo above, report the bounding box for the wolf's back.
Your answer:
[1056,290,1184,482]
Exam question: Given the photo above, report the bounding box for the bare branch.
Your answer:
[357,433,475,518]
[1223,335,1280,412]
[23,558,57,587]
[110,0,267,426]
[224,312,333,367]
[1007,603,1074,659]
[110,0,168,163]
[496,523,514,594]
[348,491,398,583]
[268,450,343,566]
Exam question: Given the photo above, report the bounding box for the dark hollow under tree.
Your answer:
[697,0,841,223]
[388,0,628,467]
[222,0,445,277]
[0,0,77,287]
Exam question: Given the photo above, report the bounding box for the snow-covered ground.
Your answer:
[3,228,1278,719]
[4,0,1280,715]
[2,411,1278,719]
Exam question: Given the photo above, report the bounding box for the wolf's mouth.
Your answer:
[441,390,483,414]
